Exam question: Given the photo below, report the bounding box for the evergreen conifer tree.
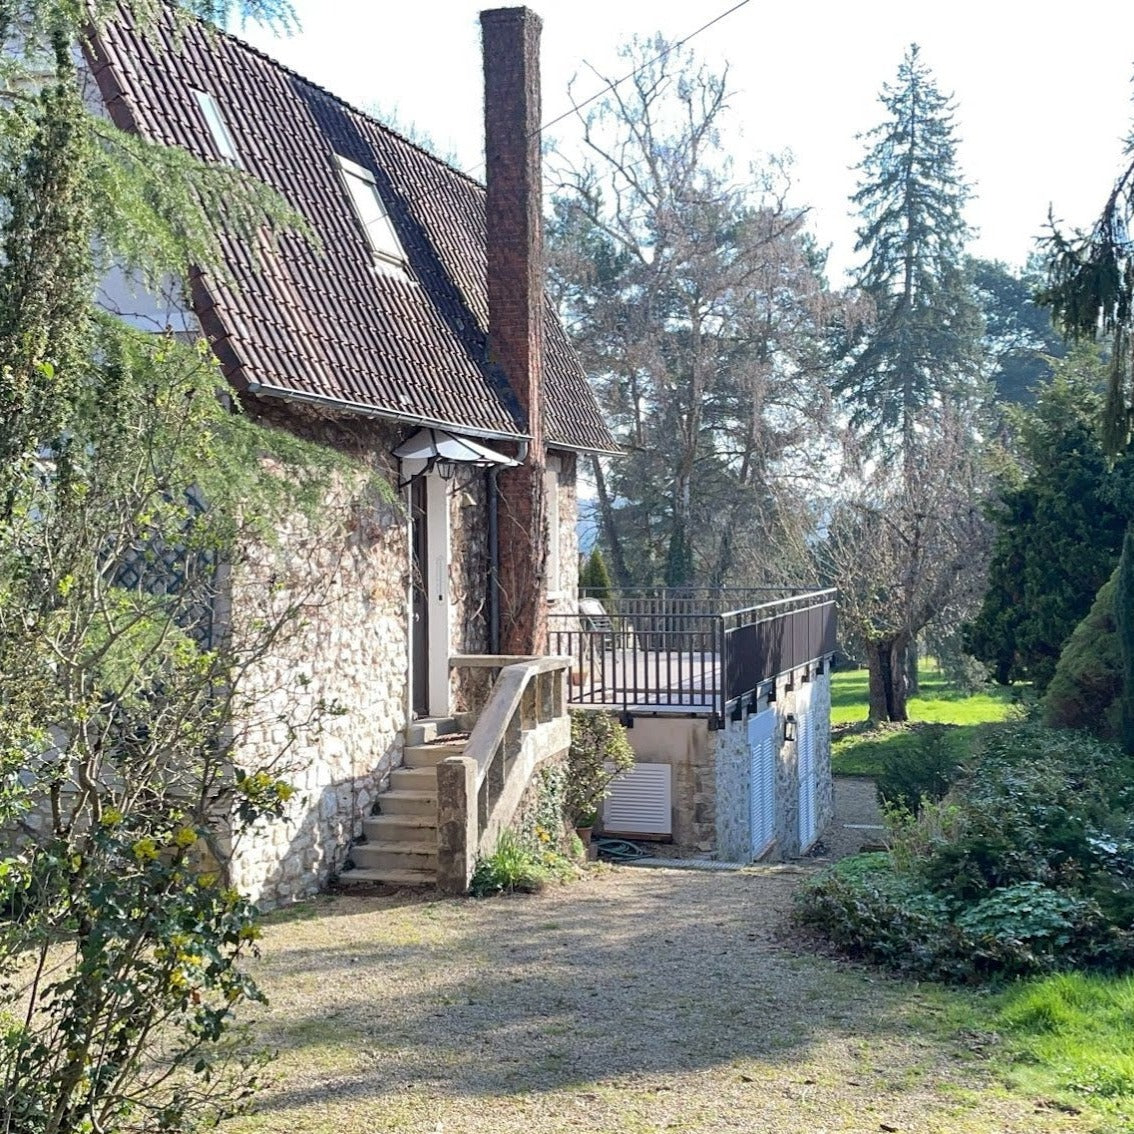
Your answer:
[964,349,1128,689]
[579,545,613,597]
[840,44,983,456]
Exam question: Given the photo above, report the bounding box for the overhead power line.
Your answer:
[461,0,752,181]
[539,0,752,137]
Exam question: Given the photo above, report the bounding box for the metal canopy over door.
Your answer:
[797,682,817,851]
[747,708,776,859]
[410,477,429,717]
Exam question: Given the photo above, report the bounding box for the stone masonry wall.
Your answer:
[549,450,578,604]
[811,668,835,841]
[227,402,410,907]
[449,469,491,713]
[770,665,834,859]
[714,713,751,861]
[712,665,837,863]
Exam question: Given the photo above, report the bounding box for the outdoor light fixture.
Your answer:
[784,713,797,742]
[393,427,519,489]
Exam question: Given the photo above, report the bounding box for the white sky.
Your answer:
[238,0,1134,283]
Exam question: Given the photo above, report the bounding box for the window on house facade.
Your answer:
[335,154,409,273]
[192,88,242,167]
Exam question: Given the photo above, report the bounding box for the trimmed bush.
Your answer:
[1042,569,1122,740]
[875,723,965,814]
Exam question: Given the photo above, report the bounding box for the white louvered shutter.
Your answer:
[796,683,817,850]
[602,763,672,836]
[747,710,776,859]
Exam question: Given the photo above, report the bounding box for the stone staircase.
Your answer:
[338,716,470,888]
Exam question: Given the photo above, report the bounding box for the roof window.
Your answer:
[335,154,408,273]
[192,88,242,167]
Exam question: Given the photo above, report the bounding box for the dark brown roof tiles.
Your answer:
[90,10,615,451]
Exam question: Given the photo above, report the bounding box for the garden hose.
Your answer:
[595,837,650,862]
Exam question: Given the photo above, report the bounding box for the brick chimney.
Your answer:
[481,6,547,655]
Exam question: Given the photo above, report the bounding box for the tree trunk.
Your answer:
[591,455,633,590]
[866,637,909,723]
[904,641,920,698]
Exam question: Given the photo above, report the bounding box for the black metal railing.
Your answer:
[550,588,836,726]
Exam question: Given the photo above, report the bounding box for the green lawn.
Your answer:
[830,664,1022,776]
[934,971,1134,1130]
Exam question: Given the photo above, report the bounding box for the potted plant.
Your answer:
[565,711,635,843]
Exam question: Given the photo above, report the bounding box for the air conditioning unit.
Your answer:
[602,762,672,837]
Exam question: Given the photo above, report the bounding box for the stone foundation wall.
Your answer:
[811,669,835,841]
[769,665,835,859]
[614,661,834,863]
[714,714,751,861]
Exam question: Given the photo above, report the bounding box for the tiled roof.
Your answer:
[87,10,617,453]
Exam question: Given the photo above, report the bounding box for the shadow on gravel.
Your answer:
[250,868,914,1110]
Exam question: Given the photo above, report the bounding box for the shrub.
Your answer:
[565,711,635,826]
[1042,569,1123,740]
[875,723,965,814]
[470,832,550,896]
[797,721,1134,981]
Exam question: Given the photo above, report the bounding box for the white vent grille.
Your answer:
[603,762,672,836]
[747,709,776,858]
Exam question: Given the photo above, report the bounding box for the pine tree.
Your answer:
[830,46,989,723]
[841,44,983,455]
[579,545,613,597]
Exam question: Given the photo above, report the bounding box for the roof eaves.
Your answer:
[242,379,530,445]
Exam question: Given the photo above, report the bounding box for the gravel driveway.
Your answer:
[227,781,1082,1134]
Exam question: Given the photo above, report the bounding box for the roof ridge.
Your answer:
[212,15,488,191]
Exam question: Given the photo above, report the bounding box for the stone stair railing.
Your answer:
[436,655,571,894]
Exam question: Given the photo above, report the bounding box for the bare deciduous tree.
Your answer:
[547,35,837,589]
[822,408,993,721]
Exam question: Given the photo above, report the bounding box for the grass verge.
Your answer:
[831,665,1021,776]
[937,972,1134,1130]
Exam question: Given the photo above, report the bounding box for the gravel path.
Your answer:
[226,780,1083,1134]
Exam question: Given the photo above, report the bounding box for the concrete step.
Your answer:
[338,866,436,887]
[377,789,436,816]
[403,738,469,768]
[363,813,436,843]
[351,841,437,872]
[405,716,462,746]
[390,766,440,793]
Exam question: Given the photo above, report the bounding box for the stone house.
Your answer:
[84,6,616,905]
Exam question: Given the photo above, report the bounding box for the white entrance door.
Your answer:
[747,709,776,859]
[796,682,817,851]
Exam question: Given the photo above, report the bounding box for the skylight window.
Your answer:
[335,154,408,272]
[192,88,241,167]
